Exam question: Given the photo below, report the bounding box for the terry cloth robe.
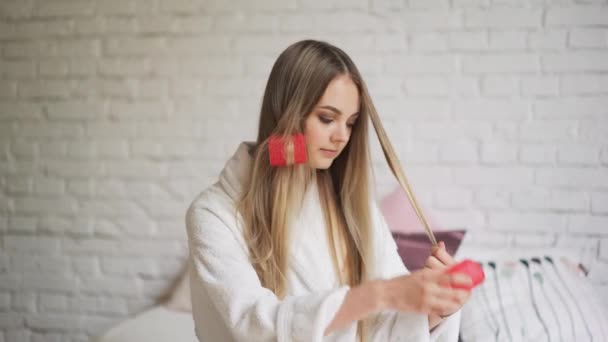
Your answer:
[185,142,461,342]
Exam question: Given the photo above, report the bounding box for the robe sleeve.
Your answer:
[186,202,349,342]
[367,203,462,342]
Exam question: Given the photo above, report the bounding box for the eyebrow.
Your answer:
[317,105,360,119]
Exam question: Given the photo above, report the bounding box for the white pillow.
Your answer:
[459,255,608,342]
[95,306,197,342]
[163,260,192,312]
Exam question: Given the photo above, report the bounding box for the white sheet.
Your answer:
[94,306,197,342]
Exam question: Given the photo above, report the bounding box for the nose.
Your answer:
[331,123,349,144]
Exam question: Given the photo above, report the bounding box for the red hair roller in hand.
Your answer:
[446,259,485,290]
[268,134,307,167]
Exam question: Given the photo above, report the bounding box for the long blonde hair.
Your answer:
[237,40,412,339]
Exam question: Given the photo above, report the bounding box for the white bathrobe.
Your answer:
[186,142,461,341]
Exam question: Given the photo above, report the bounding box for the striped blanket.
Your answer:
[459,256,607,342]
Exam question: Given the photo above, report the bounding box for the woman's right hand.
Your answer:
[380,268,472,316]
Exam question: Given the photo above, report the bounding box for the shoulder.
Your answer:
[185,182,243,240]
[185,184,251,264]
[187,182,231,214]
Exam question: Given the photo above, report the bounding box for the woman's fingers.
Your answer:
[398,268,472,315]
[424,260,473,290]
[431,241,455,266]
[419,270,453,290]
[422,285,460,315]
[421,268,452,283]
[437,284,469,303]
[430,283,470,315]
[426,241,454,270]
[424,256,445,270]
[449,273,473,289]
[424,271,471,314]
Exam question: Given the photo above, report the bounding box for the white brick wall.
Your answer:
[1,0,607,340]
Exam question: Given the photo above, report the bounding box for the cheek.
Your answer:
[304,120,326,146]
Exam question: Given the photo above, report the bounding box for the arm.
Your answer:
[324,280,384,335]
[367,203,464,341]
[324,202,464,341]
[187,202,350,342]
[325,272,461,337]
[188,195,462,341]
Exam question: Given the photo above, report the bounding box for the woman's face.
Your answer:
[304,74,360,170]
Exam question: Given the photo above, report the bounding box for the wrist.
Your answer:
[361,279,388,314]
[374,278,394,312]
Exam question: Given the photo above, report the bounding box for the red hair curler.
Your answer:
[446,259,485,290]
[268,133,307,167]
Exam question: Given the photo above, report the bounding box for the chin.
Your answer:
[310,158,333,170]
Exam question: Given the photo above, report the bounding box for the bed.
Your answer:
[93,306,197,342]
[96,188,606,341]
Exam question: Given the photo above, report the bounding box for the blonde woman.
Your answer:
[186,40,472,341]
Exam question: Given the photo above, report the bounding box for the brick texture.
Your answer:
[1,0,607,340]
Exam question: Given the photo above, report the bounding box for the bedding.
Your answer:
[455,237,607,342]
[94,306,197,342]
[97,226,605,342]
[165,260,192,313]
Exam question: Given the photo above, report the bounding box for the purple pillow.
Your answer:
[392,230,467,271]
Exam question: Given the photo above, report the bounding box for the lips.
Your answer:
[320,148,339,158]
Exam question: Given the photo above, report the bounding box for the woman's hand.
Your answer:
[424,241,471,318]
[426,241,456,270]
[380,265,471,316]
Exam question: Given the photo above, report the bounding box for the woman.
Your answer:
[186,40,472,341]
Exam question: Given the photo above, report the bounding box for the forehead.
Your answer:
[316,75,360,117]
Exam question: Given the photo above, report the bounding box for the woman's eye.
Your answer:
[319,116,333,124]
[347,122,355,128]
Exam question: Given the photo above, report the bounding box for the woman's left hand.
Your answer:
[424,241,471,318]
